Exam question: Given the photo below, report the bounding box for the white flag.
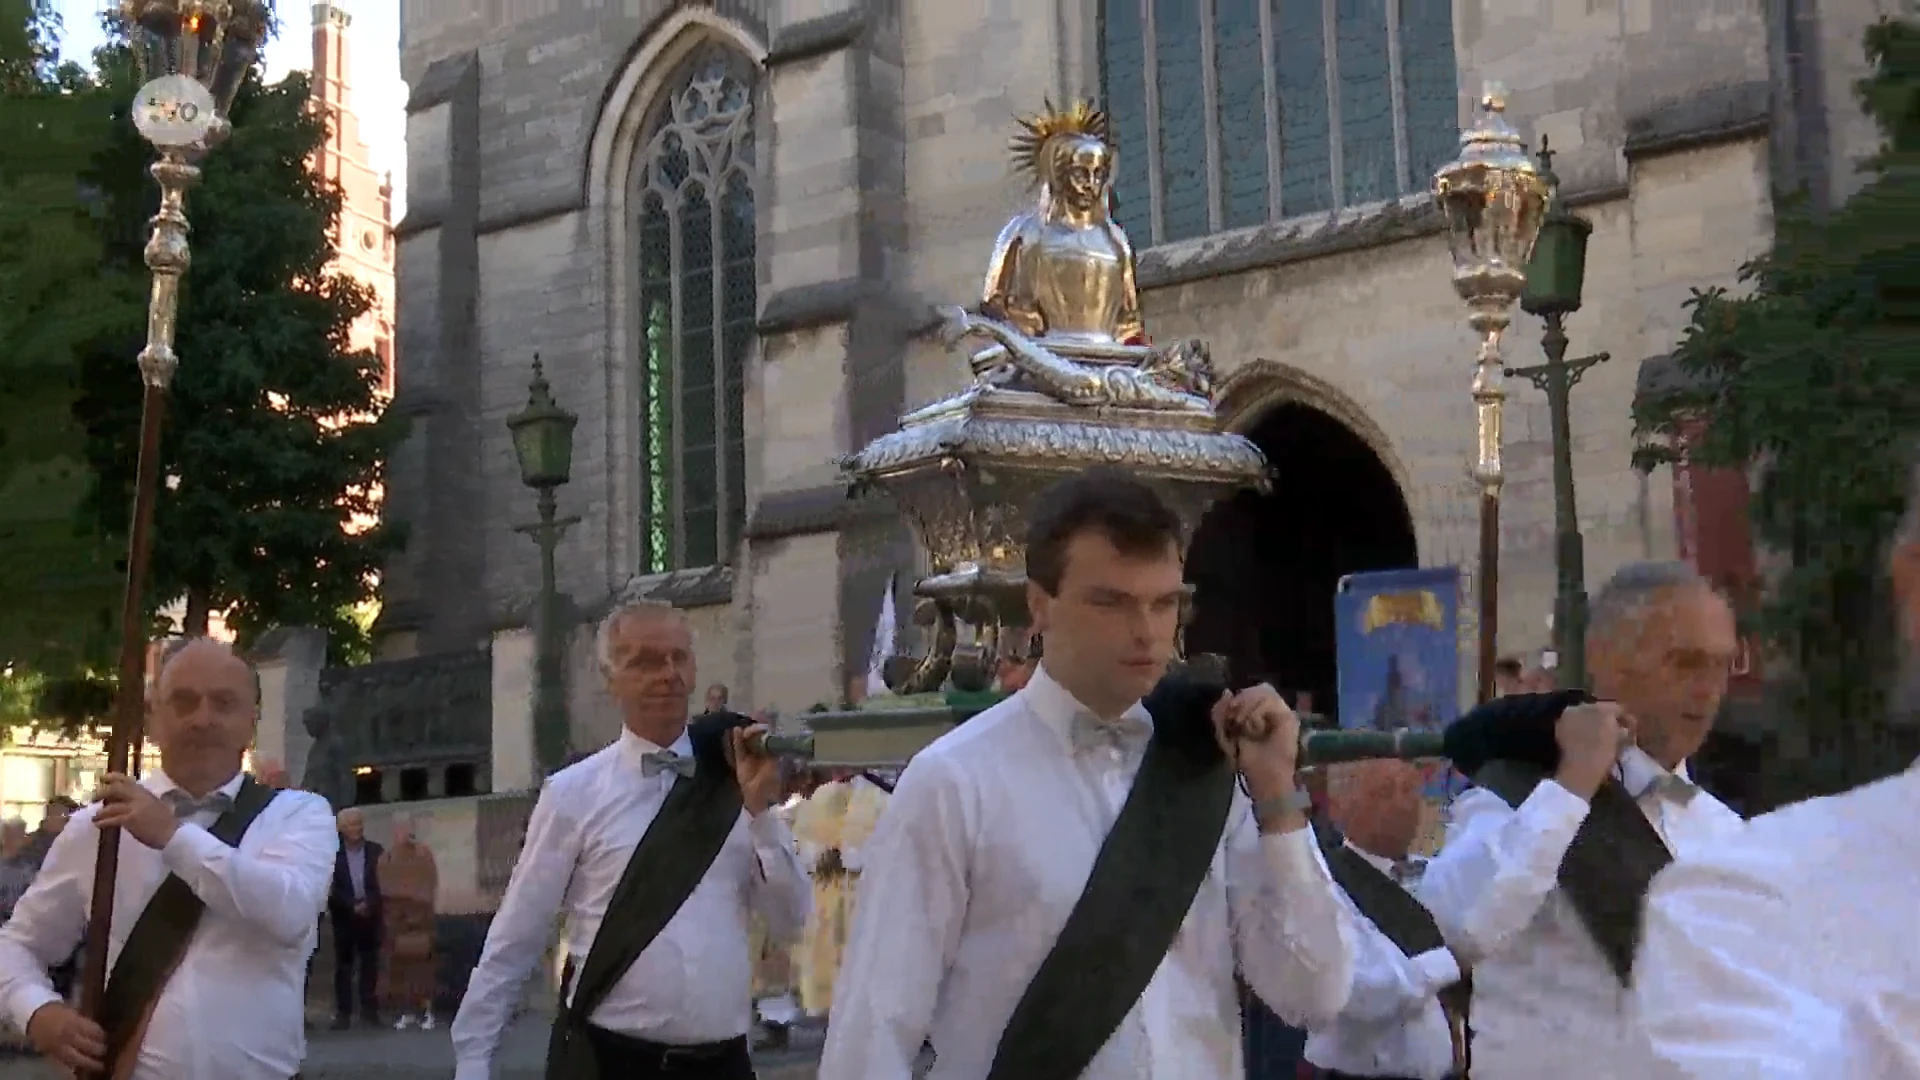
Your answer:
[865,573,898,698]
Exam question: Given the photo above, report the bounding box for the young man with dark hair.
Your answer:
[822,466,1355,1080]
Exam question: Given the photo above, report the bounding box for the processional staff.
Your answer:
[80,1,268,1048]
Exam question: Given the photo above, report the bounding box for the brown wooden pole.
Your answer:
[78,383,170,1032]
[1476,491,1500,705]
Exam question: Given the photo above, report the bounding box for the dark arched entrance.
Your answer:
[1185,401,1418,718]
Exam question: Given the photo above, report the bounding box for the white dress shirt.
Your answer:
[0,769,338,1080]
[1419,752,1743,1080]
[1635,760,1920,1078]
[451,728,810,1080]
[1305,843,1458,1080]
[818,665,1355,1080]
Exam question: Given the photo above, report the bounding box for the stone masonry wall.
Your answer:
[385,0,1880,699]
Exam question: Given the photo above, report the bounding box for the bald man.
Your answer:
[0,638,338,1079]
[329,806,385,1029]
[1305,760,1466,1080]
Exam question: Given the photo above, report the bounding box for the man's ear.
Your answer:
[1892,540,1920,640]
[1026,580,1052,635]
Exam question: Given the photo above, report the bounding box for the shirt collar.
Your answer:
[1618,744,1690,797]
[1022,664,1153,748]
[145,768,246,801]
[617,726,693,774]
[1343,839,1398,876]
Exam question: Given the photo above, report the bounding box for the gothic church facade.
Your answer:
[382,0,1896,746]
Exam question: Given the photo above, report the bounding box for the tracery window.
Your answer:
[632,45,757,573]
[1100,0,1459,246]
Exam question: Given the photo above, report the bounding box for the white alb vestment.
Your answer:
[1304,844,1457,1080]
[450,728,810,1080]
[1419,749,1744,1079]
[818,665,1356,1080]
[1635,760,1920,1078]
[0,770,338,1080]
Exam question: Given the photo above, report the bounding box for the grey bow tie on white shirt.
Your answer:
[1640,771,1701,806]
[1389,857,1426,886]
[1069,711,1152,755]
[164,790,233,819]
[640,750,697,779]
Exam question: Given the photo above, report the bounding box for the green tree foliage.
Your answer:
[0,5,129,691]
[1634,17,1920,799]
[73,57,408,662]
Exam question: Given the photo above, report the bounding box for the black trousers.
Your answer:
[331,913,380,1018]
[584,1028,754,1079]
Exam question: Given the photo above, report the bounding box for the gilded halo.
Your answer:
[1008,99,1112,185]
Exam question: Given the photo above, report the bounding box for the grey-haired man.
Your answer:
[1636,453,1920,1077]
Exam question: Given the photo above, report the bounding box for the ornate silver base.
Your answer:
[852,383,1266,696]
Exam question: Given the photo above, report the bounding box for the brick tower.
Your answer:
[310,1,395,392]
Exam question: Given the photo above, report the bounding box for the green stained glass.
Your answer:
[1400,0,1459,186]
[1276,0,1333,216]
[721,170,754,557]
[638,192,674,575]
[1154,0,1208,242]
[634,45,757,574]
[1337,0,1395,206]
[1215,0,1271,229]
[1099,0,1152,243]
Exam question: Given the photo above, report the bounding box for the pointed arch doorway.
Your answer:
[1185,400,1418,718]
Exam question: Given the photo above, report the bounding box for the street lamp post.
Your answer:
[82,0,267,1036]
[1433,86,1550,705]
[508,356,580,777]
[1508,137,1608,692]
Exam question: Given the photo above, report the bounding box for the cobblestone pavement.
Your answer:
[0,1016,827,1079]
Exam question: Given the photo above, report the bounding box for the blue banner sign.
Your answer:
[1335,567,1466,800]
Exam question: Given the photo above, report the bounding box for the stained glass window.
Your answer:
[632,46,757,574]
[1098,0,1460,246]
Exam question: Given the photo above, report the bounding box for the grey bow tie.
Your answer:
[1638,772,1700,806]
[1069,712,1151,755]
[640,751,697,779]
[164,790,232,819]
[1390,858,1425,886]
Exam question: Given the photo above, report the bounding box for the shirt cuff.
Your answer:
[160,821,225,877]
[1259,825,1327,883]
[7,984,63,1038]
[747,809,790,843]
[452,1061,490,1080]
[1523,779,1594,832]
[1411,946,1461,993]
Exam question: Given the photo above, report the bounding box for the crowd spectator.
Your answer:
[0,821,33,924]
[24,797,75,870]
[380,818,439,1030]
[328,808,385,1029]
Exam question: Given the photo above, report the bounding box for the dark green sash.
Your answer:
[986,725,1237,1080]
[98,777,278,1070]
[1322,837,1470,1018]
[1472,759,1672,984]
[1323,840,1446,958]
[545,741,744,1080]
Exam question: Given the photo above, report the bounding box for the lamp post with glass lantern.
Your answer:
[1432,86,1550,705]
[508,356,581,777]
[80,0,269,1032]
[1506,136,1609,691]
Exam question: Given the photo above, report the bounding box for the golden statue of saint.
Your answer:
[933,100,1213,413]
[983,100,1146,347]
